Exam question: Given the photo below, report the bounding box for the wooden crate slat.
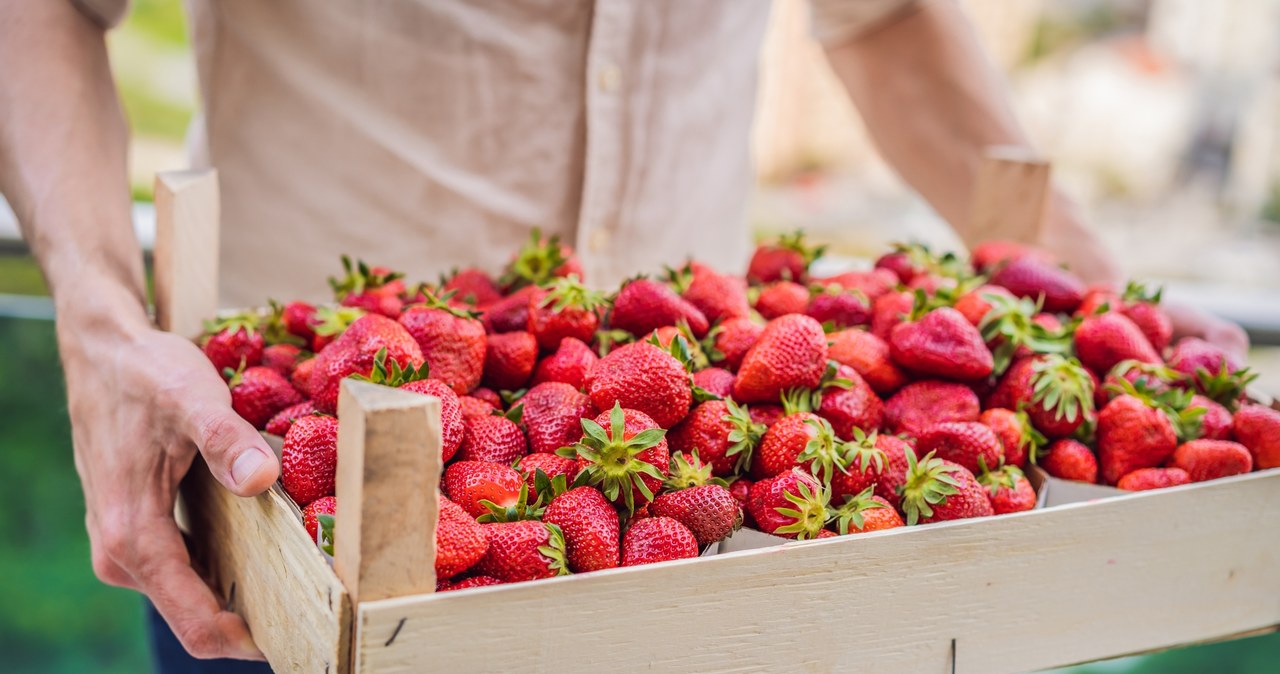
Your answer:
[154,170,220,337]
[965,146,1050,247]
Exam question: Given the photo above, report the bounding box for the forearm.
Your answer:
[0,1,149,335]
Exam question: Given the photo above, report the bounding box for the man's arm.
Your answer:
[0,1,275,660]
[823,0,1247,356]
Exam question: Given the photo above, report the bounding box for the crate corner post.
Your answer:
[153,169,220,338]
[965,146,1051,248]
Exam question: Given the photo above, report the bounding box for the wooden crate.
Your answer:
[157,170,1280,674]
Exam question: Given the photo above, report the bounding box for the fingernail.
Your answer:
[231,448,268,486]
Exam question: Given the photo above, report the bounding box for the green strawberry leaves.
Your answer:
[772,478,831,540]
[557,402,667,515]
[898,449,962,526]
[316,514,335,557]
[723,398,766,474]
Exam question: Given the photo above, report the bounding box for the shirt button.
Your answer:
[589,227,611,253]
[597,63,622,93]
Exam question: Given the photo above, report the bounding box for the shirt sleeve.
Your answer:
[809,0,920,46]
[69,0,130,29]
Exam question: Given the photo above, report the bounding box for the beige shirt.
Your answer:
[77,0,914,307]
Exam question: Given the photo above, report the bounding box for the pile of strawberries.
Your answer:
[200,231,1279,590]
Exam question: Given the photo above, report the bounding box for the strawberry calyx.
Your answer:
[806,360,853,409]
[1014,409,1049,464]
[202,312,261,341]
[979,293,1070,375]
[772,476,831,540]
[557,402,667,514]
[794,417,844,484]
[827,485,890,535]
[350,348,430,387]
[312,305,365,338]
[406,287,483,320]
[774,230,828,271]
[328,255,403,301]
[779,388,815,416]
[898,449,962,526]
[539,275,608,315]
[663,263,695,295]
[646,328,705,372]
[664,451,728,490]
[478,471,565,523]
[263,301,308,347]
[893,241,971,280]
[535,523,571,577]
[976,460,1023,498]
[1108,359,1179,394]
[1028,354,1095,424]
[316,514,335,556]
[501,228,569,290]
[593,329,634,357]
[1121,280,1163,305]
[723,398,766,474]
[841,428,888,475]
[1190,363,1258,410]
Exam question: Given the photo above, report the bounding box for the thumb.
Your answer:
[187,403,281,497]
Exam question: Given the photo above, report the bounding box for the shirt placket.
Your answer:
[575,0,632,285]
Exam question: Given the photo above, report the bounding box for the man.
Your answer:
[0,0,1247,669]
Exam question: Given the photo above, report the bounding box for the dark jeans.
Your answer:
[147,600,274,674]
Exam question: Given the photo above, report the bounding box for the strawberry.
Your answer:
[970,240,1055,273]
[707,317,763,371]
[583,341,692,429]
[826,328,908,394]
[749,403,786,429]
[559,404,669,513]
[870,290,914,341]
[470,387,503,408]
[729,478,752,512]
[522,382,597,454]
[543,486,620,572]
[261,343,304,378]
[899,451,994,525]
[265,400,319,437]
[282,414,339,507]
[747,468,828,539]
[621,516,699,566]
[732,314,827,404]
[1098,360,1175,406]
[907,273,957,295]
[1188,394,1233,440]
[457,412,528,464]
[691,367,735,398]
[202,314,264,375]
[500,229,581,291]
[754,410,823,479]
[611,278,709,338]
[281,300,321,346]
[747,230,825,284]
[308,305,365,353]
[989,256,1084,313]
[800,427,887,503]
[1097,394,1178,485]
[650,484,740,546]
[308,313,425,414]
[668,399,764,477]
[916,422,1004,476]
[978,465,1036,514]
[815,365,884,438]
[1116,467,1191,491]
[437,575,503,592]
[754,281,810,320]
[990,355,1095,439]
[805,288,871,329]
[978,408,1041,468]
[436,496,489,580]
[483,286,538,334]
[398,378,465,462]
[515,453,580,500]
[1040,439,1098,483]
[1167,337,1255,406]
[441,267,503,308]
[890,306,993,381]
[1074,312,1160,376]
[871,434,914,508]
[828,487,903,534]
[530,336,597,389]
[329,256,404,317]
[817,269,900,302]
[953,285,1015,326]
[473,520,568,583]
[228,365,306,429]
[874,248,925,284]
[442,461,524,519]
[883,381,980,437]
[399,293,487,394]
[526,277,607,350]
[458,395,497,421]
[302,495,337,543]
[1119,282,1172,353]
[977,292,1071,375]
[677,264,751,323]
[482,331,538,391]
[1233,404,1280,469]
[1170,439,1252,482]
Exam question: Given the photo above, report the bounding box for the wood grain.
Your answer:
[334,379,442,604]
[354,469,1280,674]
[966,146,1051,247]
[154,170,220,338]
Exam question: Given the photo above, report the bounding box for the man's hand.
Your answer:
[60,309,279,661]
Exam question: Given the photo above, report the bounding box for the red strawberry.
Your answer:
[437,575,503,592]
[261,343,304,378]
[916,422,1004,476]
[560,405,669,512]
[1189,394,1233,440]
[290,356,315,395]
[989,256,1084,313]
[805,288,871,329]
[749,403,786,430]
[978,408,1040,468]
[746,468,828,538]
[483,286,539,334]
[302,495,337,543]
[1233,404,1280,469]
[1170,439,1252,482]
[747,231,825,284]
[584,341,692,429]
[1121,298,1172,354]
[970,240,1055,273]
[482,331,538,391]
[308,313,425,414]
[265,400,319,437]
[754,281,810,320]
[884,381,980,437]
[953,285,1015,326]
[801,427,888,503]
[732,314,827,404]
[990,355,1095,439]
[708,317,764,371]
[543,486,620,572]
[874,249,924,284]
[729,478,752,512]
[1040,439,1098,483]
[1097,395,1178,485]
[282,415,339,507]
[754,411,823,479]
[470,387,503,408]
[668,399,764,477]
[890,307,993,381]
[899,451,994,525]
[442,268,503,308]
[978,465,1036,514]
[621,516,699,566]
[1167,337,1248,401]
[691,367,735,399]
[307,305,365,353]
[679,265,750,323]
[907,273,956,295]
[329,257,404,317]
[526,277,607,350]
[281,300,320,346]
[815,365,884,438]
[458,395,497,421]
[202,314,264,375]
[650,484,740,546]
[398,378,465,462]
[870,290,914,341]
[530,336,597,389]
[1116,467,1191,491]
[817,269,899,302]
[827,328,908,395]
[870,434,913,509]
[515,453,580,501]
[399,296,487,394]
[500,229,581,291]
[435,496,489,579]
[457,414,528,464]
[522,382,597,454]
[228,366,305,429]
[1074,312,1160,376]
[611,278,709,338]
[828,488,903,534]
[442,461,524,518]
[473,521,568,583]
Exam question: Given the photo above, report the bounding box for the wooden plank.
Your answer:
[354,469,1280,674]
[154,170,220,338]
[183,462,351,674]
[966,146,1051,247]
[334,379,441,604]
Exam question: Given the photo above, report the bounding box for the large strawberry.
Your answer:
[753,408,823,479]
[990,355,1095,439]
[883,381,980,438]
[583,341,692,429]
[1233,404,1280,469]
[1188,394,1233,440]
[621,516,699,566]
[526,276,607,350]
[1170,439,1252,482]
[746,230,825,284]
[989,256,1084,313]
[457,411,528,464]
[746,468,828,539]
[308,313,425,414]
[522,382,597,454]
[899,451,994,525]
[228,366,305,429]
[870,290,914,341]
[1073,312,1160,376]
[649,484,740,546]
[398,295,486,395]
[754,281,810,320]
[915,422,1004,476]
[890,306,993,381]
[675,264,750,323]
[805,287,871,329]
[1039,439,1098,483]
[977,408,1041,468]
[543,486,620,572]
[443,461,524,518]
[280,300,321,347]
[978,465,1036,515]
[707,317,764,371]
[1116,468,1190,491]
[732,314,827,404]
[436,496,489,580]
[329,256,404,317]
[1097,394,1178,484]
[559,404,669,513]
[482,331,538,391]
[202,314,265,375]
[667,399,764,477]
[530,336,597,389]
[473,521,568,583]
[282,414,339,507]
[398,377,465,462]
[826,328,908,394]
[815,365,884,438]
[610,277,709,338]
[441,267,503,308]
